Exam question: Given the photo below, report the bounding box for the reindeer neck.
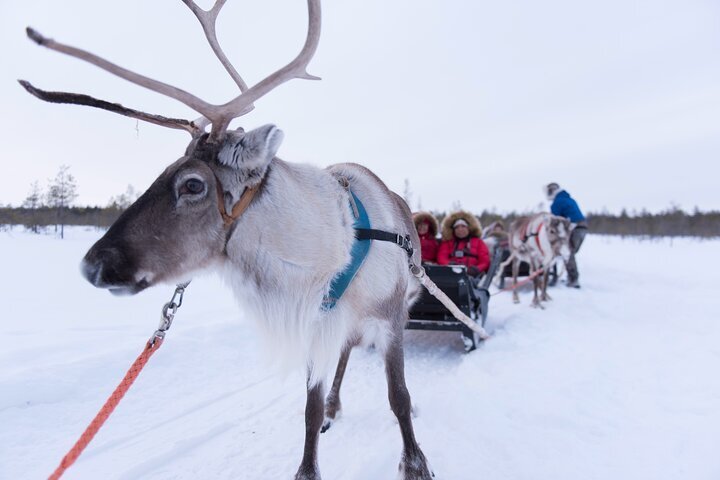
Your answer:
[224,160,356,294]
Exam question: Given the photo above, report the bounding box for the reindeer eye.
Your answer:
[179,178,206,196]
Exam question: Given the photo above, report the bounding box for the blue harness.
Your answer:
[322,191,372,310]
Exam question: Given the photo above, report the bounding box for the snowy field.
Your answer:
[1,228,719,480]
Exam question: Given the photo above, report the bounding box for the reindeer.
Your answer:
[20,1,435,479]
[502,213,571,308]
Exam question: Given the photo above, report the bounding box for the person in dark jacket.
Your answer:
[413,211,439,263]
[546,182,588,288]
[437,210,490,277]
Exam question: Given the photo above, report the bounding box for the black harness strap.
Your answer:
[355,228,414,259]
[452,240,478,259]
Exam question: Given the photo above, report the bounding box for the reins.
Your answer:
[491,267,545,296]
[48,282,189,480]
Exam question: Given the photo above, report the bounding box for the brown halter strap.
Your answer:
[214,176,261,228]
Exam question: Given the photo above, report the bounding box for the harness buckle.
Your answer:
[397,234,414,260]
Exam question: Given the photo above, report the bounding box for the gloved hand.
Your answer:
[467,266,481,277]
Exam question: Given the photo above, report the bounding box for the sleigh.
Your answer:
[407,246,504,352]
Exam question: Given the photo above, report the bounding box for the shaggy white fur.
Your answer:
[222,158,419,384]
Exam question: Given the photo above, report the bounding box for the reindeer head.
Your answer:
[80,125,283,295]
[21,1,318,295]
[546,215,572,262]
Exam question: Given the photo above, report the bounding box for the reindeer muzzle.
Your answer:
[81,247,149,296]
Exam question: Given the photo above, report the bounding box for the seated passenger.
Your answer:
[437,211,490,277]
[413,211,439,263]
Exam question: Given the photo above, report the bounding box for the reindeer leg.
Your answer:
[530,276,540,308]
[530,261,543,309]
[294,376,325,480]
[321,344,353,433]
[511,257,520,304]
[531,280,543,308]
[541,269,552,302]
[385,332,434,479]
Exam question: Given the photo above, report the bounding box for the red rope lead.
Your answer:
[48,338,164,480]
[492,268,545,296]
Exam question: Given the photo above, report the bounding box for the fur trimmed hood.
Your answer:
[413,211,439,236]
[441,210,482,241]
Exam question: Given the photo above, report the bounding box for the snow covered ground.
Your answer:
[1,228,719,480]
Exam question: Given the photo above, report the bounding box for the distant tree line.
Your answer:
[583,208,720,238]
[3,204,719,238]
[398,178,719,239]
[0,165,137,236]
[428,208,720,239]
[3,171,719,238]
[0,205,124,231]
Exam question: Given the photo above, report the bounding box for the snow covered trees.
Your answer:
[46,165,78,239]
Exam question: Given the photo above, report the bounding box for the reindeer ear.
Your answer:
[217,124,284,183]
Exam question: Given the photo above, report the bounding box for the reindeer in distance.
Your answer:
[21,1,435,479]
[501,213,572,308]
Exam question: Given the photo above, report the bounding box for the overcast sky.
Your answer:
[2,0,719,214]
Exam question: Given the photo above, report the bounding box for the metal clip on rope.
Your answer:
[48,281,192,480]
[149,281,190,346]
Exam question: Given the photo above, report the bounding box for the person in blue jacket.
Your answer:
[546,182,588,288]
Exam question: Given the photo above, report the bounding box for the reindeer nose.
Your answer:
[81,247,122,287]
[81,257,102,286]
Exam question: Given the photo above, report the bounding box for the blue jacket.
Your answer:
[551,190,585,223]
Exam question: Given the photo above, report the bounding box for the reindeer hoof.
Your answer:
[321,407,341,433]
[398,451,434,479]
[294,470,321,480]
[294,461,322,480]
[320,418,333,433]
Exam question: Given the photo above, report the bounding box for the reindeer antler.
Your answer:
[18,81,203,135]
[21,0,322,141]
[206,0,322,135]
[181,0,249,93]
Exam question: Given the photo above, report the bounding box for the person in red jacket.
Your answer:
[413,211,439,263]
[437,210,490,277]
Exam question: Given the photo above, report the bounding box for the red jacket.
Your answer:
[437,236,490,272]
[419,233,439,263]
